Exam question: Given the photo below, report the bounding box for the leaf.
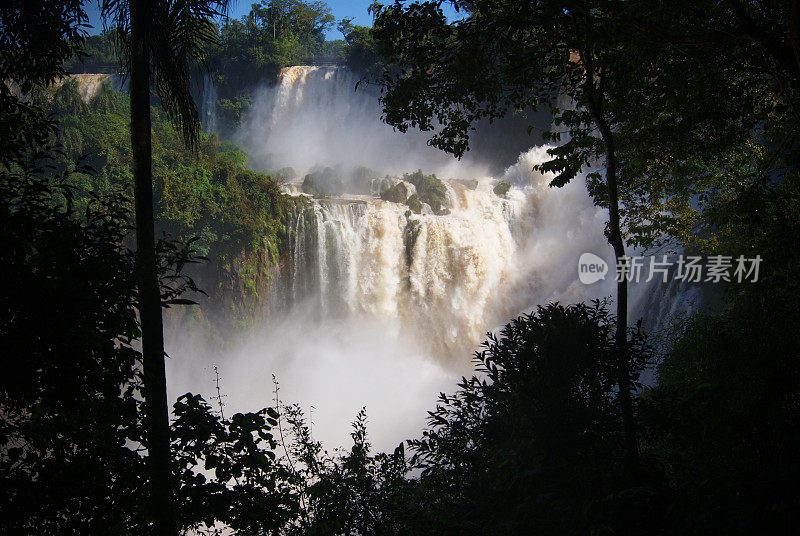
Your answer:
[165,298,198,305]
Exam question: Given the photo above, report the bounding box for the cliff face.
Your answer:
[164,243,292,344]
[38,76,302,343]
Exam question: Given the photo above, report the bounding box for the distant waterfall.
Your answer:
[201,73,218,134]
[61,74,122,102]
[237,66,487,178]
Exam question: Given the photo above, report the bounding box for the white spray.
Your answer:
[166,66,693,451]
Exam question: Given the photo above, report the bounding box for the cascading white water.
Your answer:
[284,169,614,362]
[62,73,123,102]
[166,65,702,451]
[201,73,218,134]
[237,66,490,179]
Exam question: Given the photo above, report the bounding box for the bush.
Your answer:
[403,169,449,215]
[302,168,345,198]
[393,301,652,535]
[638,296,800,534]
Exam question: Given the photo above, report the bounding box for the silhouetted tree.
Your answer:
[101,1,230,532]
[396,301,652,535]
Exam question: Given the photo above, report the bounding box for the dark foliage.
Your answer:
[0,0,86,164]
[0,159,149,534]
[393,301,652,536]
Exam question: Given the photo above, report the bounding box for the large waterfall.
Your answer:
[168,66,700,450]
[283,159,614,363]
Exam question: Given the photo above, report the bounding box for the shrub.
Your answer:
[403,169,449,214]
[301,167,344,198]
[406,193,422,214]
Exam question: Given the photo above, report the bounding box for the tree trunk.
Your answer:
[791,0,800,77]
[596,114,638,482]
[580,55,639,481]
[130,1,177,533]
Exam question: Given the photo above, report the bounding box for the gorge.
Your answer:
[161,66,703,450]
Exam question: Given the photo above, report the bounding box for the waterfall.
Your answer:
[283,156,618,362]
[201,73,218,134]
[58,74,122,102]
[235,65,707,362]
[165,65,706,450]
[237,66,490,179]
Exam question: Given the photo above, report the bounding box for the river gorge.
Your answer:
[138,66,706,450]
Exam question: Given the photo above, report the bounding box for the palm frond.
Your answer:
[101,0,232,149]
[152,0,230,148]
[100,0,130,83]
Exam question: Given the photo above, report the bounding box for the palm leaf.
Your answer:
[101,0,231,149]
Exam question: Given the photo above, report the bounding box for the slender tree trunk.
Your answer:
[791,1,800,77]
[580,54,639,481]
[595,111,638,481]
[130,1,177,533]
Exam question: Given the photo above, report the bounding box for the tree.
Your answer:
[0,0,86,164]
[603,0,800,251]
[372,0,640,475]
[338,18,381,73]
[101,1,230,533]
[397,302,652,535]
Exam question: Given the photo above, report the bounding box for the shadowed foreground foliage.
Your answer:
[0,156,293,534]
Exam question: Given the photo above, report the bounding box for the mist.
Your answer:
[163,66,640,452]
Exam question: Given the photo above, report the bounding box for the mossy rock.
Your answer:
[274,166,296,181]
[493,181,512,197]
[301,167,344,197]
[403,169,449,214]
[406,193,423,214]
[351,166,380,194]
[380,182,408,203]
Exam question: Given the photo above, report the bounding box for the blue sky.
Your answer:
[82,1,461,39]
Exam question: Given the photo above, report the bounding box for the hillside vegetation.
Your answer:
[37,78,301,329]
